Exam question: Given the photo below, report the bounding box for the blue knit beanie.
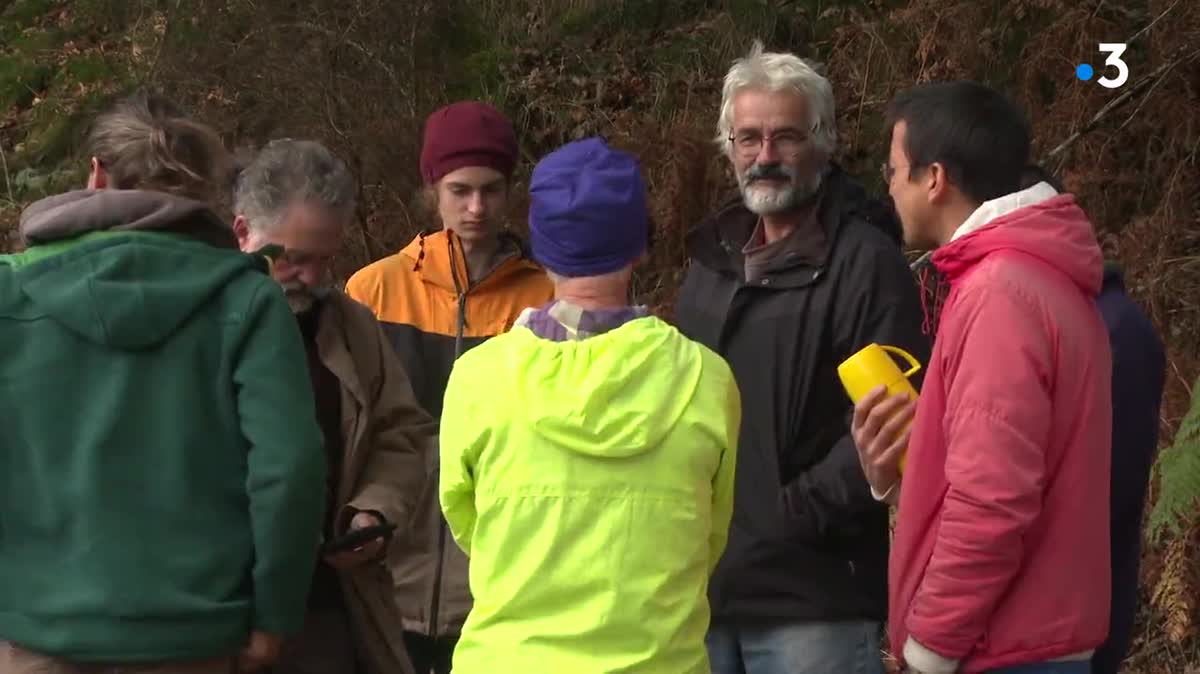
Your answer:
[528,137,648,278]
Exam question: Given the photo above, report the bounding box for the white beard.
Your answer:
[282,282,329,314]
[286,291,316,314]
[743,183,800,215]
[739,169,824,216]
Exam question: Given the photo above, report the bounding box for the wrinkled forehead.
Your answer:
[264,199,348,254]
[731,88,812,134]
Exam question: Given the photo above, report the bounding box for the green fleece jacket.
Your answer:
[0,190,326,662]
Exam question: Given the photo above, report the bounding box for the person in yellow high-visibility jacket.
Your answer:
[438,137,741,674]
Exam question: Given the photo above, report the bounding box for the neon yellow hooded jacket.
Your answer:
[439,315,740,673]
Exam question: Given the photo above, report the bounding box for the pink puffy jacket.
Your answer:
[889,193,1113,672]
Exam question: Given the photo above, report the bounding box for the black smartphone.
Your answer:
[321,522,397,554]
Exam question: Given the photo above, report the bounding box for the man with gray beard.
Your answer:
[673,42,929,674]
[233,139,437,674]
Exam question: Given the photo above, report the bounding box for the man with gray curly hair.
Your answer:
[673,42,929,673]
[233,138,436,674]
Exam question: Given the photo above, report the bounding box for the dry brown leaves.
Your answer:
[3,5,1200,665]
[1154,533,1198,644]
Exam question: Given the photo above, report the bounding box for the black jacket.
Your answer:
[1092,264,1165,674]
[675,166,930,623]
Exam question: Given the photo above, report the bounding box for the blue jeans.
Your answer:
[988,662,1091,674]
[706,620,885,674]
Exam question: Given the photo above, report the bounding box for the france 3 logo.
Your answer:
[1076,43,1129,89]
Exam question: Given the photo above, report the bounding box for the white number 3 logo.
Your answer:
[1098,43,1129,89]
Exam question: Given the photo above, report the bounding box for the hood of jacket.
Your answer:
[5,191,268,351]
[932,193,1103,296]
[494,316,707,458]
[20,189,239,249]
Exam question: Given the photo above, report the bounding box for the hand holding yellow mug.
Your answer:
[838,343,921,474]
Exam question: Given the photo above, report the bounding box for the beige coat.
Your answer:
[315,291,438,674]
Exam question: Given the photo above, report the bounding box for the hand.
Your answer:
[237,630,282,672]
[324,511,387,569]
[851,385,916,496]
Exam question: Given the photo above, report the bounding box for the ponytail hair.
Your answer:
[85,89,231,203]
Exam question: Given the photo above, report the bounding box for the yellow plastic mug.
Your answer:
[837,343,921,474]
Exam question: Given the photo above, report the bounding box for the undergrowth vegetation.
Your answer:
[3,0,1199,670]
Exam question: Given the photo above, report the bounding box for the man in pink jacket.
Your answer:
[852,81,1112,673]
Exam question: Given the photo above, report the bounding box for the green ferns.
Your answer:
[1149,378,1200,543]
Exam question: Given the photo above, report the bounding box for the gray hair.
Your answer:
[715,40,838,159]
[234,138,356,230]
[88,89,230,203]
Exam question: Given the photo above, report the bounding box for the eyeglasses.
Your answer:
[728,129,810,158]
[271,247,336,269]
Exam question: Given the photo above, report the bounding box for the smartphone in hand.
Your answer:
[321,521,397,555]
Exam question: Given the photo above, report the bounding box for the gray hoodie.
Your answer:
[20,189,238,250]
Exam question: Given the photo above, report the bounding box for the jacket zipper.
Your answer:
[430,237,471,638]
[428,291,466,639]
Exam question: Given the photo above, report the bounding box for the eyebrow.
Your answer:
[445,179,505,190]
[733,126,805,136]
[284,244,340,258]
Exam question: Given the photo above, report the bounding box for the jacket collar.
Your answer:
[313,291,370,410]
[686,163,868,285]
[399,229,541,294]
[1102,260,1124,290]
[514,299,649,342]
[949,181,1059,242]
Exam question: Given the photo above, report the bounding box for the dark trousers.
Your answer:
[402,632,456,674]
[272,608,358,674]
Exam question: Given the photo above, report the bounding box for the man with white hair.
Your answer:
[674,42,929,673]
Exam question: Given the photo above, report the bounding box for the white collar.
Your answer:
[949,181,1060,242]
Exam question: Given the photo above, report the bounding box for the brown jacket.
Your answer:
[314,290,438,674]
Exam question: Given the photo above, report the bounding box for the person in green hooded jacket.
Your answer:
[439,137,741,673]
[0,91,326,673]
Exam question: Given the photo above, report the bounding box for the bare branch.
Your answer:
[287,21,403,91]
[1126,0,1184,46]
[1044,46,1200,166]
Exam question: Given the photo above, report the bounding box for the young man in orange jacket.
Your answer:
[346,101,553,674]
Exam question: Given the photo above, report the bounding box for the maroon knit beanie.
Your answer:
[419,101,518,184]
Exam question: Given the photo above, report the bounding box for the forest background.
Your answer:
[2,0,1199,671]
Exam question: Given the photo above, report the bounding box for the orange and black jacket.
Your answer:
[344,228,554,637]
[346,229,553,418]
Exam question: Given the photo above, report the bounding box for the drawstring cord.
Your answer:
[412,230,430,272]
[917,265,949,337]
[410,229,468,358]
